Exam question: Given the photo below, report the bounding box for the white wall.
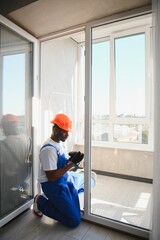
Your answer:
[40,37,78,150]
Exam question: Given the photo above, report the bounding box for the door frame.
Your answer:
[83,7,152,239]
[0,14,39,227]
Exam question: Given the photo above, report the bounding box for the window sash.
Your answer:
[76,20,153,151]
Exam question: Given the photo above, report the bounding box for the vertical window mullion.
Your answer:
[145,27,153,148]
[145,27,150,121]
[109,34,115,143]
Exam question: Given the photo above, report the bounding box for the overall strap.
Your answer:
[40,143,68,171]
[40,143,59,154]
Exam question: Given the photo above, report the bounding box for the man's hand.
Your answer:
[68,151,84,165]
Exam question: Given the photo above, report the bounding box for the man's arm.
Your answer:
[45,161,74,182]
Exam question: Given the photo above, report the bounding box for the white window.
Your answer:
[76,15,153,151]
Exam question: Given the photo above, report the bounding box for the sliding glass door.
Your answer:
[84,14,153,238]
[0,24,33,226]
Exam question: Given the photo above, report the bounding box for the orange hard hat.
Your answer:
[50,113,72,132]
[1,114,19,127]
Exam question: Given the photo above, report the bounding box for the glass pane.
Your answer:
[92,40,110,143]
[115,33,145,118]
[92,119,109,141]
[0,25,33,218]
[2,54,25,115]
[114,124,149,144]
[92,40,110,118]
[90,24,152,231]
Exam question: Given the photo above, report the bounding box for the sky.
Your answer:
[2,53,25,116]
[92,33,145,117]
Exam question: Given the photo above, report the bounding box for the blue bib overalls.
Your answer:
[37,144,82,228]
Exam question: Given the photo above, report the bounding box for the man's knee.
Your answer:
[67,217,81,228]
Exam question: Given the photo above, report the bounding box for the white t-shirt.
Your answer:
[38,138,65,183]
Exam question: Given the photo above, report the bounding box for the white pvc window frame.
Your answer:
[0,14,40,227]
[84,11,152,239]
[77,13,153,152]
[110,26,152,150]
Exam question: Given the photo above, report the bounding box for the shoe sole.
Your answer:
[33,209,43,218]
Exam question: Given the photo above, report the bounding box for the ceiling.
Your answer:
[0,0,152,39]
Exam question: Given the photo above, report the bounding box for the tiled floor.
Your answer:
[80,175,152,230]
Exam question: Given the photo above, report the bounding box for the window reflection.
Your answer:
[2,54,25,115]
[0,24,33,218]
[0,114,32,216]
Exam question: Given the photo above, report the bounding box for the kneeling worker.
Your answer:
[33,113,84,228]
